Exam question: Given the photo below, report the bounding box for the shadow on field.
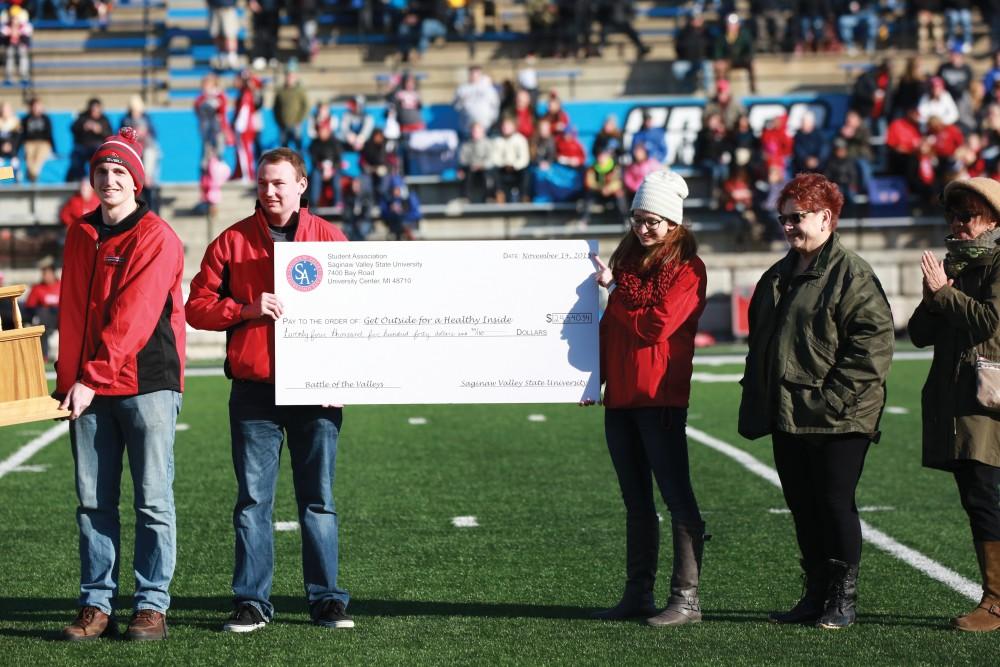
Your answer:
[173,596,595,621]
[351,599,593,619]
[0,597,952,633]
[702,609,947,629]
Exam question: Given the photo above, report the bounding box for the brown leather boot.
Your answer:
[125,609,168,641]
[954,541,1000,632]
[61,606,116,641]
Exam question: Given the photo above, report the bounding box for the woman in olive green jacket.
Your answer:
[738,173,894,630]
[908,177,1000,633]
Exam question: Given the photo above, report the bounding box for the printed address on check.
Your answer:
[273,240,601,404]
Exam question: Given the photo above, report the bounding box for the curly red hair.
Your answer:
[777,172,845,230]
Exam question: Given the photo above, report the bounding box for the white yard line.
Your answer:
[0,422,69,480]
[692,350,933,367]
[691,373,743,383]
[452,515,479,528]
[274,521,300,532]
[686,426,981,602]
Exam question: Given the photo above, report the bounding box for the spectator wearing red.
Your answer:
[849,60,891,124]
[554,127,586,168]
[543,91,570,136]
[887,107,925,158]
[194,72,234,166]
[232,70,263,183]
[513,88,536,140]
[761,114,793,171]
[24,260,59,360]
[887,107,929,196]
[58,179,100,227]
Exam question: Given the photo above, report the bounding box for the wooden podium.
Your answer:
[0,285,70,426]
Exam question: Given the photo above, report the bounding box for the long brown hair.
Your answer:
[609,223,697,274]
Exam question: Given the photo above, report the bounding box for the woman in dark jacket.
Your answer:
[738,172,894,629]
[590,170,708,627]
[908,177,1000,633]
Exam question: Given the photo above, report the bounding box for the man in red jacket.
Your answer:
[56,127,185,643]
[186,148,353,633]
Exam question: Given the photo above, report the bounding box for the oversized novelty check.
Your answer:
[273,240,600,404]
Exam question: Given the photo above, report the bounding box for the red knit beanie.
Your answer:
[90,127,145,195]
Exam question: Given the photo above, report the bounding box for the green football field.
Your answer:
[1,356,996,665]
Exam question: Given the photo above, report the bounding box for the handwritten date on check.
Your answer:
[274,240,600,405]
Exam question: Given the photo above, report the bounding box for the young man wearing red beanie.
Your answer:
[186,147,353,633]
[57,127,185,642]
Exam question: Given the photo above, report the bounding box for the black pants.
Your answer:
[252,9,280,62]
[605,407,702,594]
[954,461,1000,542]
[772,432,871,565]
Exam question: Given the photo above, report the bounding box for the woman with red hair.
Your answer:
[738,173,894,630]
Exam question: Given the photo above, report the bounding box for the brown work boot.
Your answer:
[61,606,116,641]
[125,609,168,641]
[954,541,1000,632]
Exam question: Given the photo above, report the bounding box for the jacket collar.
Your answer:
[82,199,150,238]
[253,196,310,242]
[775,232,840,282]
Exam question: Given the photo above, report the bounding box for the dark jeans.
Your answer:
[773,431,871,565]
[496,167,530,201]
[605,407,702,594]
[954,461,1000,542]
[228,380,348,620]
[463,168,495,202]
[252,9,280,62]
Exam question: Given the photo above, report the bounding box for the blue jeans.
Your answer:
[838,11,879,52]
[309,167,342,207]
[70,390,182,614]
[671,60,715,93]
[229,381,348,620]
[946,9,973,49]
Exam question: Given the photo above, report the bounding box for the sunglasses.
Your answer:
[945,209,977,224]
[777,210,815,226]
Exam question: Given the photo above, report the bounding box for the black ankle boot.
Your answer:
[591,591,656,621]
[769,559,827,624]
[816,559,858,629]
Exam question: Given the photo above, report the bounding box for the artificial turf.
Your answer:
[0,358,996,665]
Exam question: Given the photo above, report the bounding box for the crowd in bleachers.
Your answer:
[10,1,1000,244]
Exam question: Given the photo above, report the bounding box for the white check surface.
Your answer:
[274,240,600,404]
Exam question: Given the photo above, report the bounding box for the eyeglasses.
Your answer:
[777,210,815,226]
[629,214,667,230]
[945,209,977,224]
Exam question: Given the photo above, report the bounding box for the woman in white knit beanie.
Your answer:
[590,169,709,627]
